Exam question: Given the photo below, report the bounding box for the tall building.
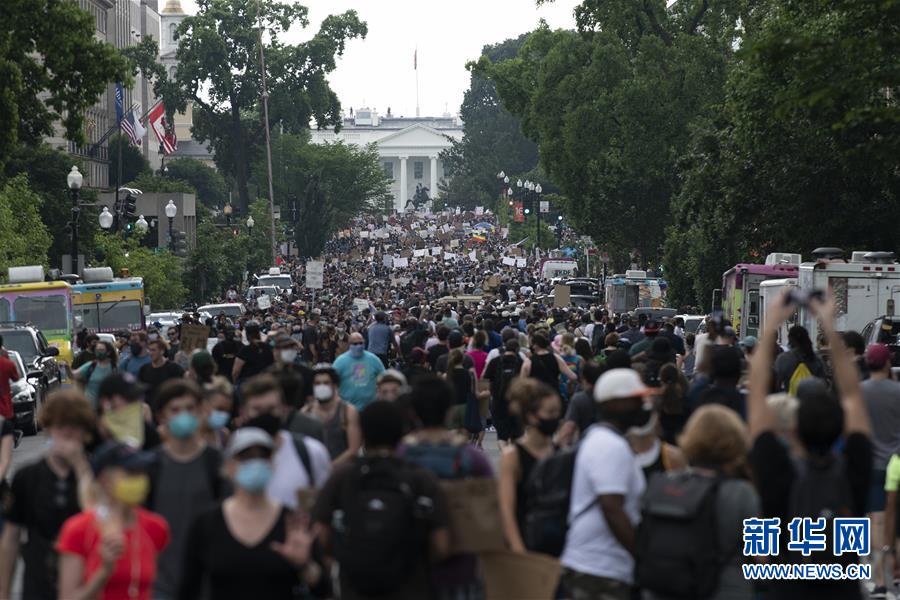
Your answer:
[45,0,160,189]
[310,108,464,212]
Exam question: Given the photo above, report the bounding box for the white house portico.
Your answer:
[310,109,463,211]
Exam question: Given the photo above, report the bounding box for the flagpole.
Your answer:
[415,46,420,118]
[255,0,277,265]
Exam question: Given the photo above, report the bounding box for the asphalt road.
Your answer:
[9,431,47,477]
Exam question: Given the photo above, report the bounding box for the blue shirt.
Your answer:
[367,322,393,355]
[333,350,385,410]
[119,352,151,377]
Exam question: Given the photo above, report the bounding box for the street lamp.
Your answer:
[246,215,255,234]
[98,206,114,230]
[534,182,544,248]
[67,166,83,274]
[135,215,149,234]
[223,202,233,226]
[165,200,177,252]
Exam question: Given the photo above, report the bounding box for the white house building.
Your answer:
[310,108,463,211]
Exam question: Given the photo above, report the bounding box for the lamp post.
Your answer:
[534,182,543,249]
[165,200,177,252]
[135,215,149,235]
[224,202,233,226]
[98,206,114,231]
[67,166,83,274]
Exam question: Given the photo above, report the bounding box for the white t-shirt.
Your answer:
[268,430,332,509]
[561,425,646,583]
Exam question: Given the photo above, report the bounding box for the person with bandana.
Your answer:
[56,440,170,600]
[145,379,228,600]
[300,366,361,466]
[178,427,326,600]
[332,332,385,411]
[560,368,651,600]
[498,378,562,554]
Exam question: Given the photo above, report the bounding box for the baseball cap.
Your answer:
[91,440,157,474]
[866,343,891,369]
[448,330,465,348]
[594,368,653,403]
[740,336,758,350]
[225,427,274,458]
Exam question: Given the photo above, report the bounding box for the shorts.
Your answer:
[493,415,522,442]
[869,469,887,513]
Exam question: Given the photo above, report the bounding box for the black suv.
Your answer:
[0,322,61,402]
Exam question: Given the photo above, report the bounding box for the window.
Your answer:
[169,66,177,80]
[414,161,423,179]
[383,161,394,179]
[169,23,177,42]
[14,295,68,335]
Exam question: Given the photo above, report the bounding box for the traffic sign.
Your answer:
[539,200,550,213]
[600,251,611,264]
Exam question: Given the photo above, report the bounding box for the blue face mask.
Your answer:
[207,410,230,430]
[350,343,364,358]
[168,412,199,439]
[235,459,273,493]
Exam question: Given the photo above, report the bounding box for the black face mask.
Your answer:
[129,342,143,356]
[601,405,649,432]
[245,412,282,437]
[536,417,561,436]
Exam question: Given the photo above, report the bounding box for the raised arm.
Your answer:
[748,292,796,439]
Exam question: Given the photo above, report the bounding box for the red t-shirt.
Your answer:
[56,508,170,600]
[0,354,20,419]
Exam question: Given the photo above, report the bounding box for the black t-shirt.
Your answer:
[212,339,242,383]
[178,506,304,600]
[302,325,319,362]
[5,459,81,600]
[483,354,523,419]
[435,352,474,375]
[750,431,872,600]
[139,360,186,410]
[427,344,448,370]
[235,342,274,380]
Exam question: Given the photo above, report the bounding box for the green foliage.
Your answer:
[0,175,52,278]
[3,144,99,268]
[108,135,151,187]
[94,234,187,309]
[164,158,228,208]
[127,173,195,195]
[441,35,538,211]
[150,0,367,211]
[475,0,745,267]
[0,0,129,169]
[251,135,389,257]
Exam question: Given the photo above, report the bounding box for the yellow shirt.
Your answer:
[884,454,900,492]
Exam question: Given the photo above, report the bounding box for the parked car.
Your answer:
[676,314,706,334]
[7,350,42,435]
[0,322,61,399]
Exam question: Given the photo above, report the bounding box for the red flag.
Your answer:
[146,101,177,154]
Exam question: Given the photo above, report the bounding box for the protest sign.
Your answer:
[382,255,393,268]
[353,298,369,312]
[414,249,427,258]
[444,252,456,261]
[359,231,369,239]
[516,258,527,269]
[256,295,271,310]
[469,250,477,262]
[181,324,211,353]
[441,479,505,554]
[554,284,571,308]
[450,239,460,248]
[432,246,443,256]
[502,257,516,267]
[394,257,409,268]
[305,261,324,289]
[475,206,484,215]
[509,246,521,256]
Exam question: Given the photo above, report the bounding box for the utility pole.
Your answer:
[255,0,277,265]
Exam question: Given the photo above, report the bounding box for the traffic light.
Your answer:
[172,230,188,257]
[123,193,137,220]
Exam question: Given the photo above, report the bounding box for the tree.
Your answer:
[94,234,187,309]
[0,0,129,169]
[0,175,52,278]
[126,172,195,195]
[440,35,539,211]
[108,135,150,187]
[251,134,390,257]
[474,0,746,266]
[183,220,251,302]
[152,0,367,212]
[164,158,228,208]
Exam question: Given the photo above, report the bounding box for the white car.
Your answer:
[198,303,245,319]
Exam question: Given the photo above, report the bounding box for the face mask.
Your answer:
[314,384,334,403]
[235,459,273,493]
[207,410,230,430]
[113,474,150,506]
[350,344,364,358]
[168,412,199,439]
[280,349,298,363]
[536,416,560,436]
[604,404,652,432]
[129,343,143,356]
[95,350,109,360]
[245,412,282,437]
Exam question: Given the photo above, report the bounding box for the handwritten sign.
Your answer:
[180,324,211,353]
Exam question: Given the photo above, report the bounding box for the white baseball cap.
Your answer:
[594,368,652,404]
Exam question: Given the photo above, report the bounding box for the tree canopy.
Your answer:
[164,158,229,208]
[0,175,52,277]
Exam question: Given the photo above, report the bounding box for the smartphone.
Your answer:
[785,288,825,307]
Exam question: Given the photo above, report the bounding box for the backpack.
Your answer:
[494,354,521,408]
[785,454,855,564]
[290,432,315,487]
[403,443,471,480]
[522,445,580,557]
[635,470,723,599]
[332,457,431,595]
[788,361,814,395]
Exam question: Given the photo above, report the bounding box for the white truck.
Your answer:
[795,248,900,343]
[256,267,293,291]
[759,278,799,349]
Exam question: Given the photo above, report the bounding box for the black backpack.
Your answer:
[332,457,431,596]
[635,470,723,599]
[522,445,580,557]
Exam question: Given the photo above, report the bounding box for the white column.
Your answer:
[399,156,408,212]
[430,155,438,202]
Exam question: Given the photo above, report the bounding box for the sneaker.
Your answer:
[872,586,888,599]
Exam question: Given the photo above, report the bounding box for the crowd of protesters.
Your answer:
[0,208,890,599]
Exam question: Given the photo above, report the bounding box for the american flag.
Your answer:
[120,107,144,147]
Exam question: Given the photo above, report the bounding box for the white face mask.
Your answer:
[280,349,297,363]
[314,384,334,402]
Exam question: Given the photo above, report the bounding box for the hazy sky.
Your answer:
[176,0,581,118]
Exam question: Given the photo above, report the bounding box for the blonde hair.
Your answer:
[678,404,748,469]
[766,393,798,433]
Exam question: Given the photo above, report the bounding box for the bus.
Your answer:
[720,253,800,339]
[604,270,667,314]
[0,266,75,365]
[72,267,146,334]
